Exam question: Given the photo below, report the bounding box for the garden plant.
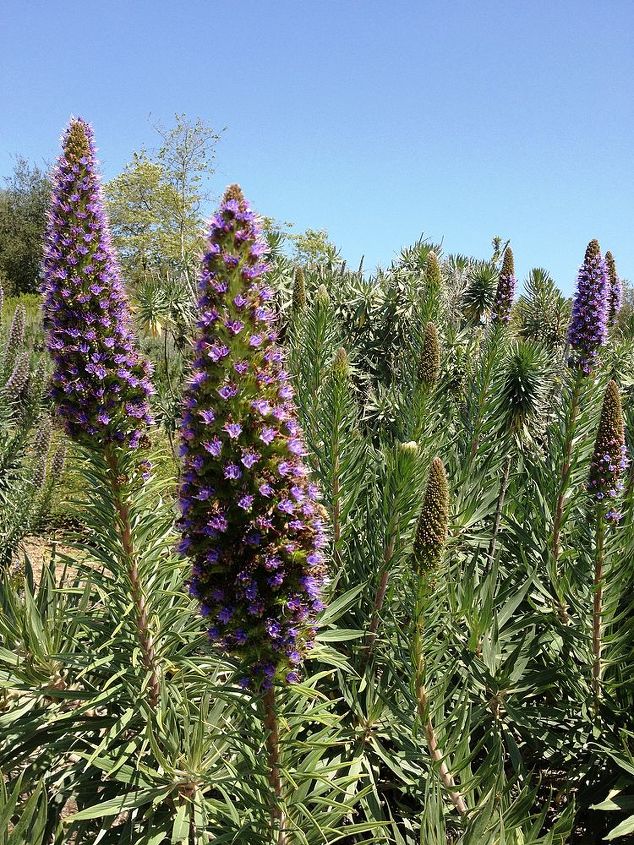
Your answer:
[2,117,634,845]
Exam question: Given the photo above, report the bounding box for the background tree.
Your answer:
[106,114,222,286]
[0,157,50,294]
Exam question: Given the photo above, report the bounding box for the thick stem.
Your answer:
[486,453,512,569]
[332,454,341,567]
[362,536,396,665]
[105,449,160,708]
[592,513,605,711]
[412,585,467,816]
[262,687,288,845]
[552,377,583,566]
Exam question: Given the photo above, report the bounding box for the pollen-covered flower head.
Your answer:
[567,240,609,374]
[493,246,516,324]
[178,185,327,688]
[418,322,441,386]
[41,118,154,448]
[605,251,623,327]
[414,457,449,572]
[588,379,627,521]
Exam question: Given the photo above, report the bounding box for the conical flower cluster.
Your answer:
[41,118,153,447]
[605,251,623,327]
[292,266,306,313]
[567,240,609,374]
[493,247,516,324]
[588,379,627,521]
[414,457,449,572]
[418,322,441,387]
[178,185,327,688]
[425,251,441,289]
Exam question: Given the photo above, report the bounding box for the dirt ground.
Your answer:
[13,533,78,584]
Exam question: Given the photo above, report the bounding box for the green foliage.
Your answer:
[3,209,634,845]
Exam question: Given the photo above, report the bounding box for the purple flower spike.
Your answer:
[567,240,609,374]
[178,185,327,688]
[493,247,516,325]
[41,118,153,446]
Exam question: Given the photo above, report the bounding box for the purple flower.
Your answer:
[41,118,153,447]
[567,240,609,374]
[260,426,277,445]
[224,422,242,439]
[177,184,327,687]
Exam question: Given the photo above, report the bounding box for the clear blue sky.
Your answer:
[1,0,633,292]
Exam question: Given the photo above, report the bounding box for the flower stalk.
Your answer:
[411,458,467,815]
[262,686,288,845]
[587,380,627,708]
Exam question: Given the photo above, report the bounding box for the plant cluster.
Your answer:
[2,118,634,845]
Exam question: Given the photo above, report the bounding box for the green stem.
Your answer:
[592,511,605,712]
[412,582,467,816]
[363,536,396,664]
[486,453,512,571]
[552,375,583,568]
[262,686,288,845]
[105,448,160,708]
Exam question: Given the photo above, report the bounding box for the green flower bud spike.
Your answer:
[414,457,449,572]
[425,251,441,289]
[292,267,306,313]
[411,457,467,814]
[315,283,330,307]
[332,347,350,379]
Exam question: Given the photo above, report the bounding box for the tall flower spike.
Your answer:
[41,118,153,448]
[588,379,627,521]
[605,251,623,327]
[178,185,327,688]
[493,246,516,324]
[418,322,441,386]
[292,266,306,313]
[567,240,609,374]
[414,457,449,572]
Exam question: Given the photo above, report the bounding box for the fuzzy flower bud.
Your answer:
[31,454,47,490]
[315,284,330,307]
[493,247,516,324]
[178,185,327,688]
[292,267,306,313]
[331,347,350,379]
[41,118,154,448]
[425,250,441,289]
[588,379,627,521]
[567,240,609,374]
[4,352,30,402]
[605,251,623,327]
[50,441,67,478]
[33,416,52,456]
[418,322,441,386]
[4,304,25,362]
[414,457,449,572]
